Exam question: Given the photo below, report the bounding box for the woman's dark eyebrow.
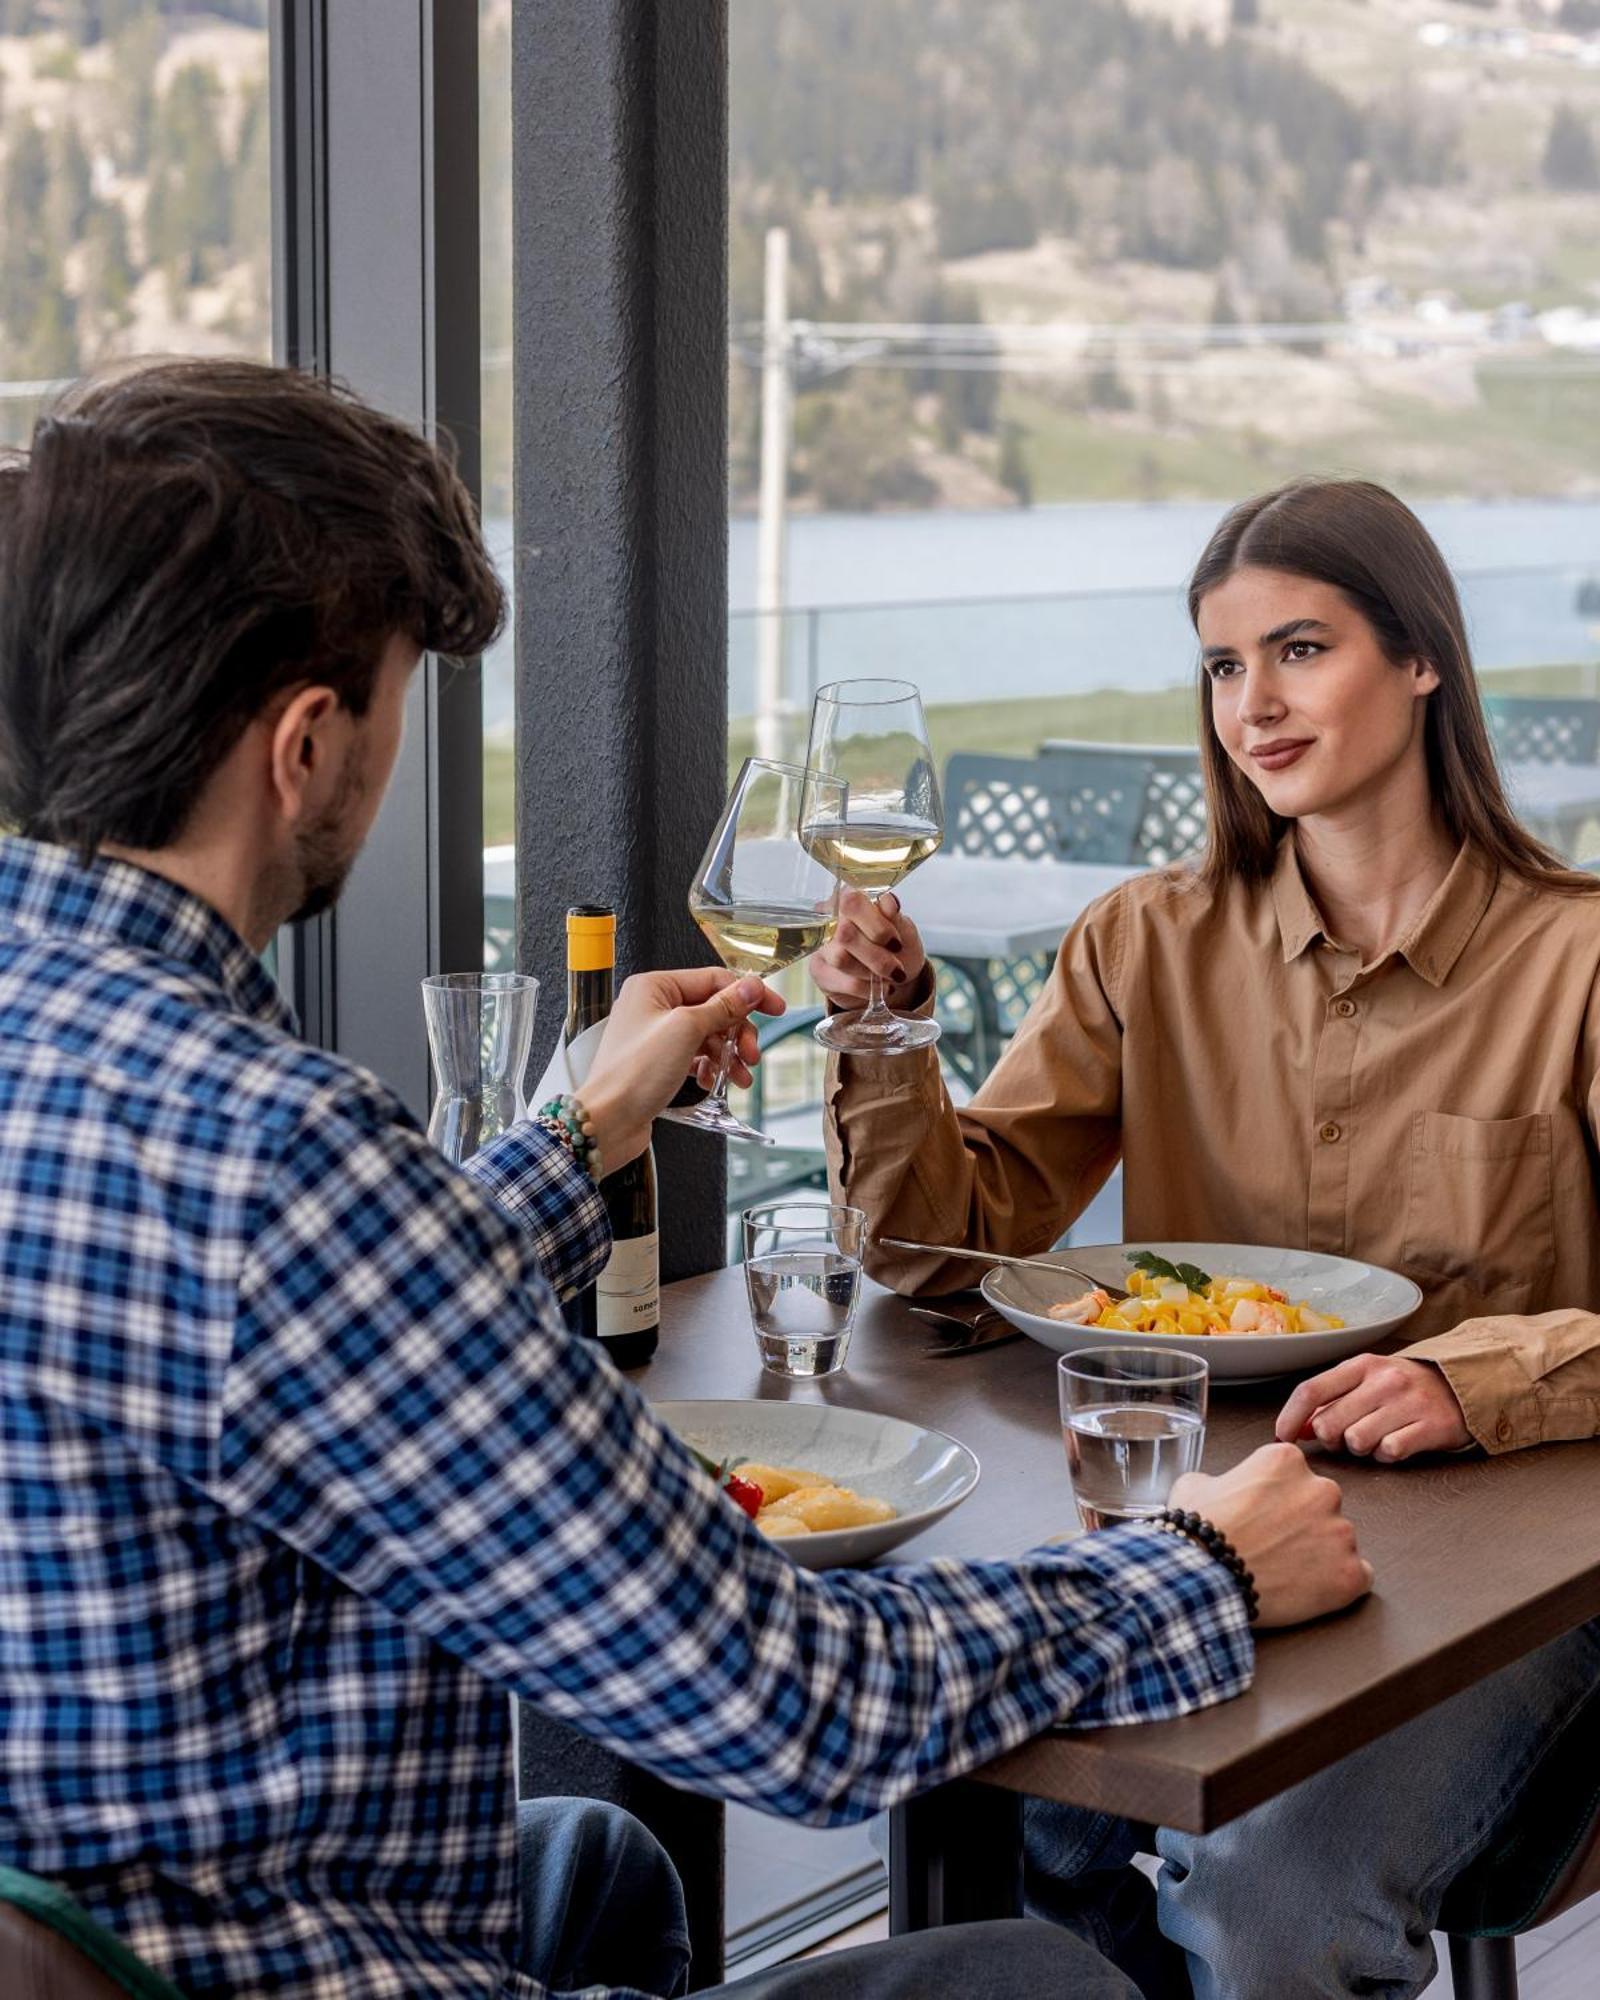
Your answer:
[1261,617,1332,646]
[1201,617,1332,662]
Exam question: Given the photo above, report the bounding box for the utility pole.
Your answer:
[755,225,791,760]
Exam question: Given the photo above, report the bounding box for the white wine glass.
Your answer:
[661,757,846,1145]
[801,677,944,1054]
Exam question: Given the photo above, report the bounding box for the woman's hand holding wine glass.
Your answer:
[801,678,945,1054]
[809,889,929,1013]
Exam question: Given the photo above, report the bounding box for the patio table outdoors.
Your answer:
[900,854,1143,1084]
[639,1266,1600,1938]
[1503,760,1600,855]
[903,853,1141,962]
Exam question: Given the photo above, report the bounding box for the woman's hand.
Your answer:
[809,888,927,1010]
[577,970,784,1169]
[1275,1353,1472,1462]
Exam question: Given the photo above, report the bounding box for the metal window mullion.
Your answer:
[269,0,483,1114]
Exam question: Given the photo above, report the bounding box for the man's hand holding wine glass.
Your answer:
[810,888,929,1013]
[578,970,787,1171]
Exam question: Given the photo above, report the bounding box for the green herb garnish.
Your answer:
[1128,1250,1213,1292]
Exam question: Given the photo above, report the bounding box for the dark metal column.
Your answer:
[511,0,729,1283]
[511,4,731,1985]
[270,0,485,1113]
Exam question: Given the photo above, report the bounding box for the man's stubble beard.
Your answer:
[284,750,367,926]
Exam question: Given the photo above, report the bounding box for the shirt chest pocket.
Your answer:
[1403,1110,1554,1305]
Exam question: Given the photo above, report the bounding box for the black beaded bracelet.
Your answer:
[1155,1507,1260,1624]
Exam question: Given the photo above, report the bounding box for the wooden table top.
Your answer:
[641,1265,1600,1833]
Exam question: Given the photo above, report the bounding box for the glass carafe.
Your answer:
[421,972,539,1165]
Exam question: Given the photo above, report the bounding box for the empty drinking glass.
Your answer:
[742,1202,865,1378]
[421,972,539,1166]
[1058,1347,1208,1531]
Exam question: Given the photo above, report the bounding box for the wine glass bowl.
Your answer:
[802,678,944,1054]
[662,758,845,1145]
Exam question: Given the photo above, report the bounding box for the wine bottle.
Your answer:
[560,904,660,1367]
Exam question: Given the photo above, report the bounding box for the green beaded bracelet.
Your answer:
[535,1092,605,1183]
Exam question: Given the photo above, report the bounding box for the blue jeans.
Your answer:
[1025,1617,1600,2000]
[520,1797,1140,1997]
[517,1797,692,1997]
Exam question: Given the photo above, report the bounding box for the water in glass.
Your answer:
[1063,1405,1206,1529]
[742,1202,864,1378]
[1057,1346,1208,1531]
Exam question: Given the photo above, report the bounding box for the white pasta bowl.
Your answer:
[655,1398,980,1571]
[981,1241,1424,1383]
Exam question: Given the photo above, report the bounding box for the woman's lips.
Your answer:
[1249,740,1313,772]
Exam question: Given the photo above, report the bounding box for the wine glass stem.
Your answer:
[705,1037,737,1111]
[858,891,897,1024]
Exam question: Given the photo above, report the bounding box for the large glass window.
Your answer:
[728,0,1600,1142]
[0,0,269,452]
[0,1,270,944]
[724,0,1600,1959]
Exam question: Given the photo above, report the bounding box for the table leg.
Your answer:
[1446,1935,1518,2000]
[888,1780,1023,1933]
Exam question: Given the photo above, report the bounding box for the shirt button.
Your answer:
[1334,998,1357,1018]
[1319,1121,1342,1144]
[1496,1416,1513,1444]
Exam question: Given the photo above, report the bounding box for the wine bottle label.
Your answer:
[596,1231,661,1338]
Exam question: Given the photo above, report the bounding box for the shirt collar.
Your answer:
[0,837,296,1031]
[1269,835,1497,988]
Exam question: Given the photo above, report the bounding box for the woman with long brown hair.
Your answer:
[812,478,1600,1997]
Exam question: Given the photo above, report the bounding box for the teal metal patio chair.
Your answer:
[1037,738,1208,868]
[724,1005,833,1255]
[937,747,1200,1087]
[1439,1680,1600,1998]
[1483,694,1600,766]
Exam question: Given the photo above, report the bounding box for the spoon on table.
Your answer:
[874,1235,1132,1302]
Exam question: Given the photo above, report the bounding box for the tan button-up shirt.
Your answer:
[825,840,1600,1453]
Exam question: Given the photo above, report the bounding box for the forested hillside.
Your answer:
[732,0,1453,281]
[0,0,269,413]
[728,0,1600,507]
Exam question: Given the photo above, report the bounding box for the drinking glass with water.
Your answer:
[1058,1347,1208,1530]
[742,1202,864,1378]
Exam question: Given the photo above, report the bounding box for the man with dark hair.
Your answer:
[0,359,1367,1999]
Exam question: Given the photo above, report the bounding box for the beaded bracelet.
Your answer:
[1155,1507,1260,1624]
[534,1092,605,1183]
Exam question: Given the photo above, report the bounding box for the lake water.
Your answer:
[483,498,1600,731]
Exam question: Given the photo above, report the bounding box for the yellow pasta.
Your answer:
[1047,1267,1344,1337]
[752,1513,808,1539]
[737,1463,820,1503]
[760,1485,897,1533]
[740,1464,897,1538]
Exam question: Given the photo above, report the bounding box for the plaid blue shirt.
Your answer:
[0,839,1253,1999]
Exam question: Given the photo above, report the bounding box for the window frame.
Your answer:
[270,0,485,1120]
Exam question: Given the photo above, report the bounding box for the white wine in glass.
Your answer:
[691,904,838,976]
[661,758,845,1145]
[802,678,944,1055]
[796,814,943,895]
